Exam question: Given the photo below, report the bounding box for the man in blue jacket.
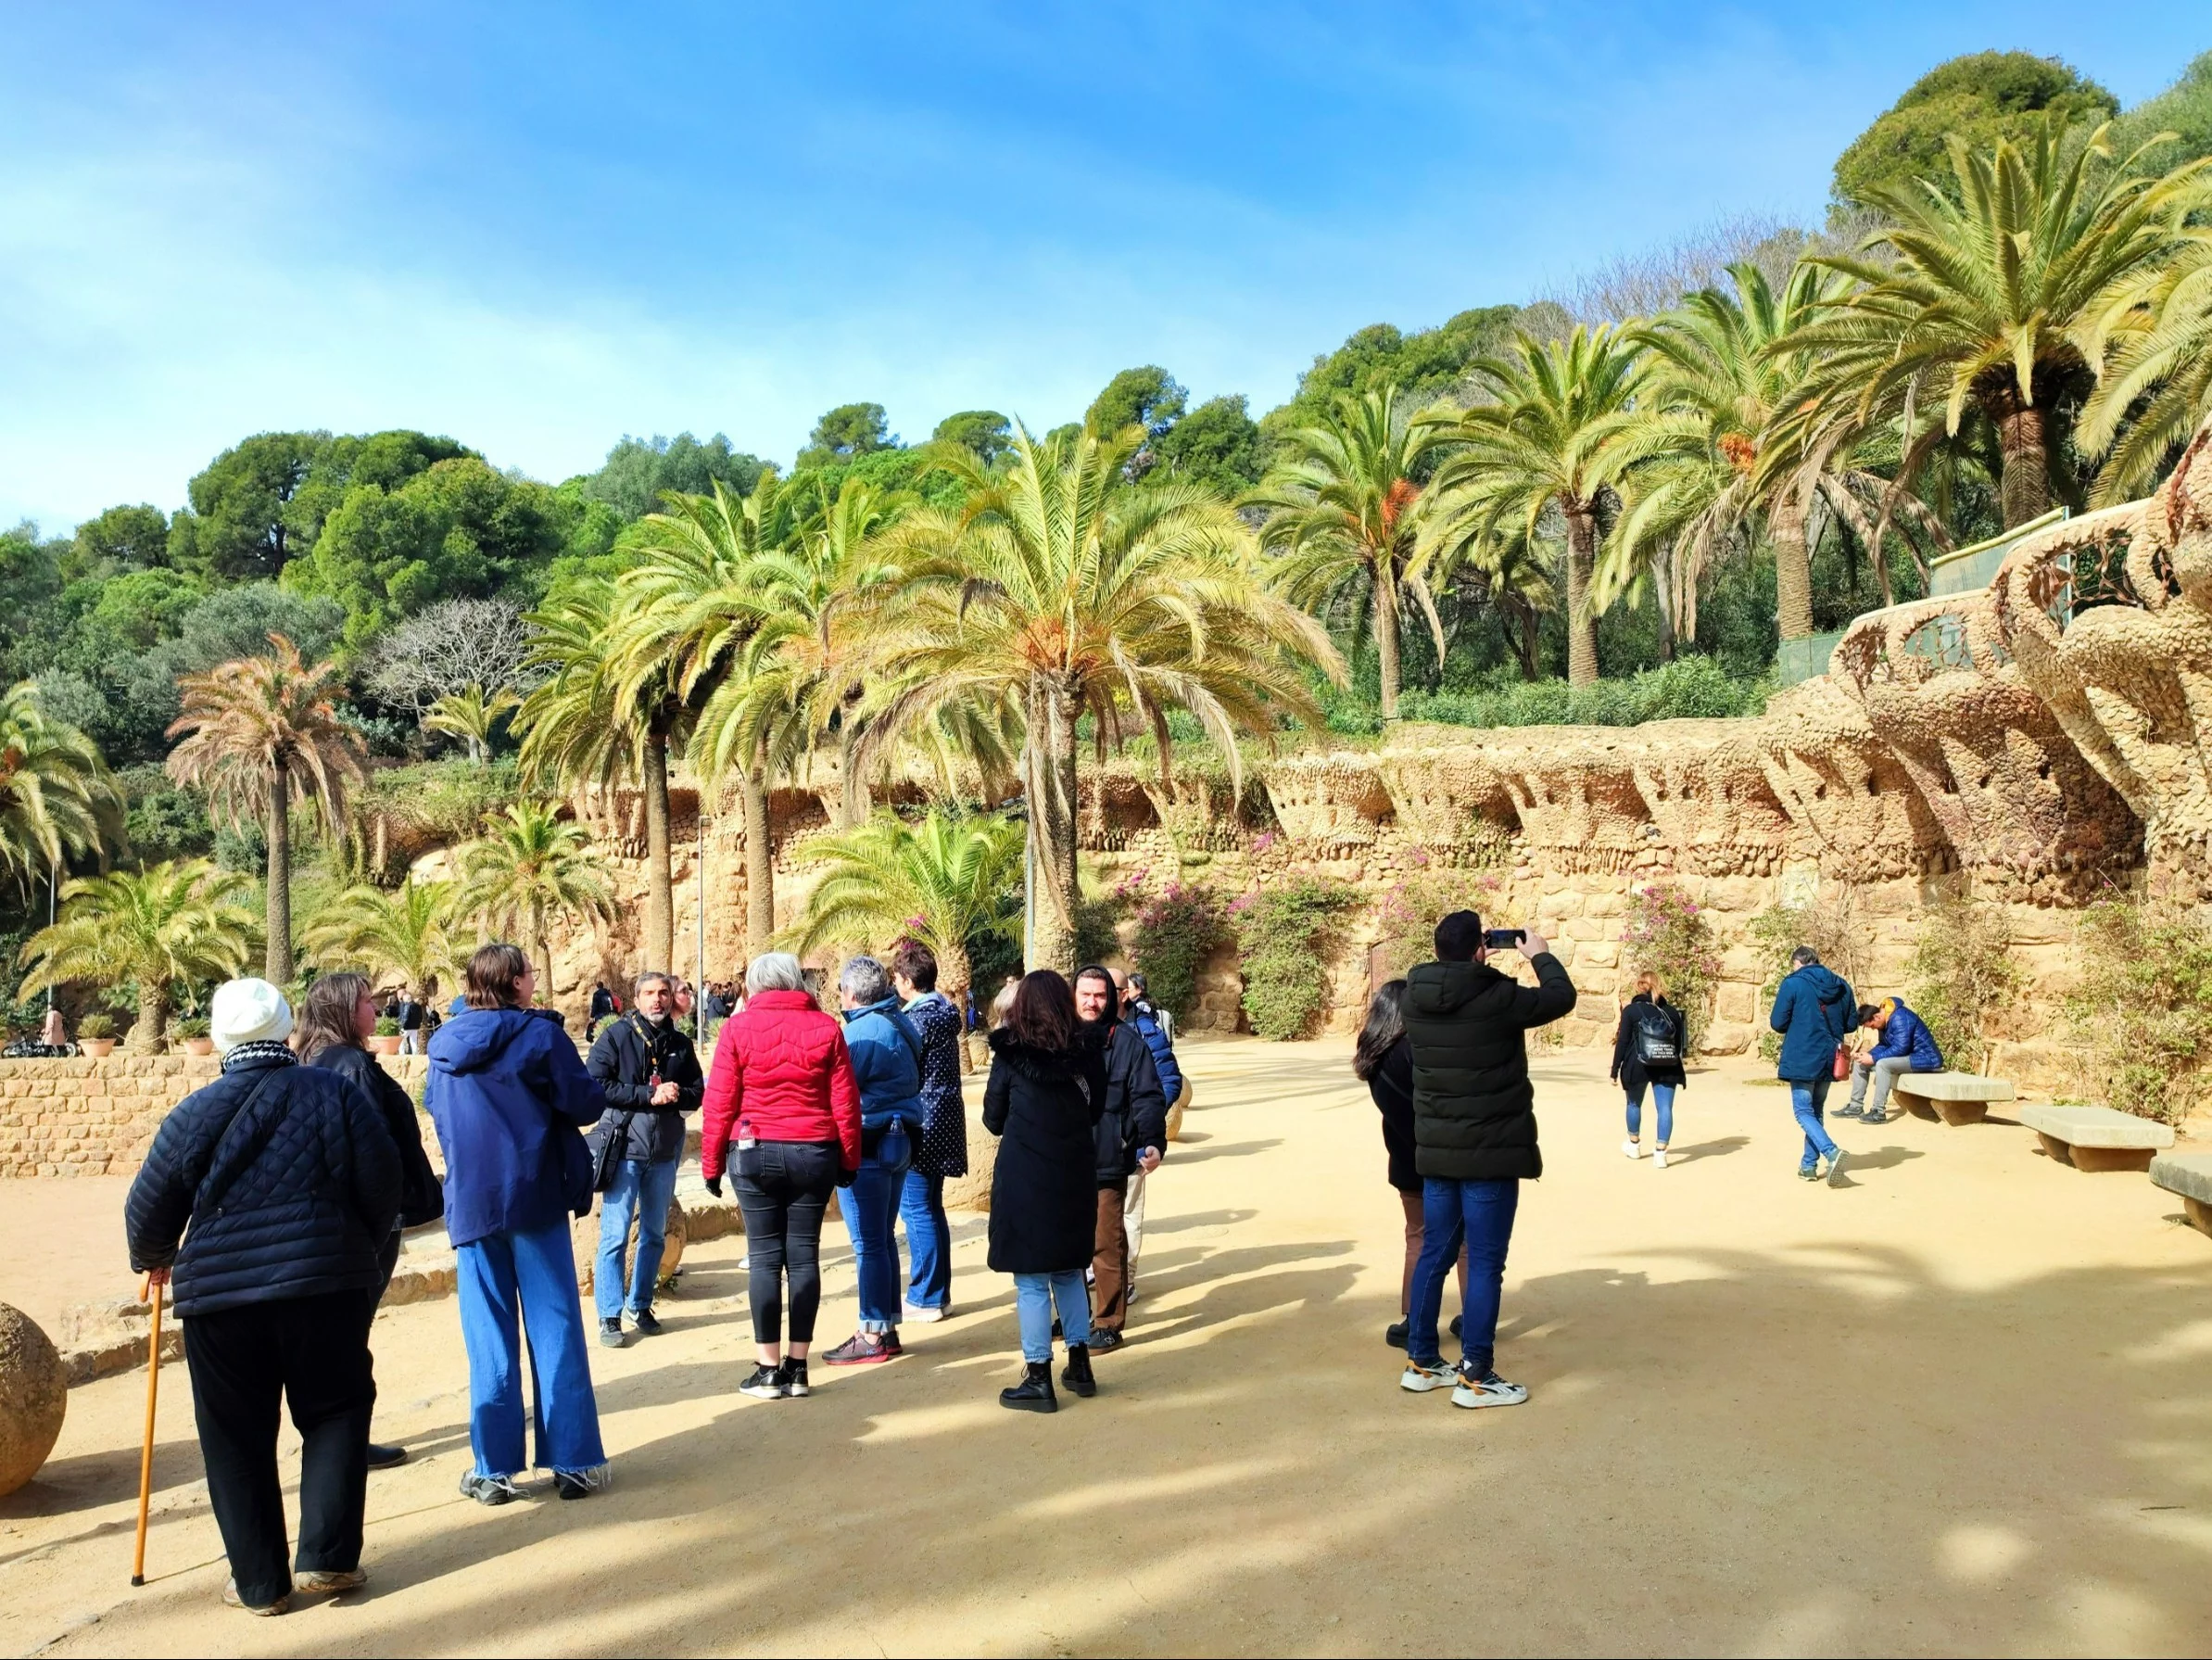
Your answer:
[1843,997,1944,1125]
[1768,945,1859,1185]
[822,955,927,1366]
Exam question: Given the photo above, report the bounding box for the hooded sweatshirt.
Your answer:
[1768,963,1859,1083]
[1401,953,1577,1183]
[425,1006,608,1248]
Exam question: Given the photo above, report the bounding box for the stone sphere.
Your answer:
[0,1302,67,1497]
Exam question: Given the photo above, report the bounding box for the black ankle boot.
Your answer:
[999,1360,1057,1413]
[1060,1343,1096,1398]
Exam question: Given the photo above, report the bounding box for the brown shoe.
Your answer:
[295,1568,366,1596]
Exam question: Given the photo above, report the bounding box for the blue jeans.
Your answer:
[456,1221,605,1479]
[1015,1272,1092,1362]
[594,1157,679,1321]
[901,1168,953,1311]
[1790,1076,1839,1168]
[1625,1082,1675,1145]
[1408,1176,1519,1375]
[843,1121,912,1332]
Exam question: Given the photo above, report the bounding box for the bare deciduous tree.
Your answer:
[367,599,535,716]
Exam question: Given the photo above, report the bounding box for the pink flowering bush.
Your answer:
[1119,869,1227,1022]
[1620,881,1719,1050]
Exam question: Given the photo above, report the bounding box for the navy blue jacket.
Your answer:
[125,1050,401,1318]
[1868,998,1944,1071]
[1769,964,1859,1083]
[1128,1003,1184,1101]
[425,1007,607,1248]
[841,997,926,1130]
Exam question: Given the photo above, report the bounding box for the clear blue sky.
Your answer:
[1,2,2204,530]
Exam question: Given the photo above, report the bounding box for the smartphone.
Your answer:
[1484,928,1526,949]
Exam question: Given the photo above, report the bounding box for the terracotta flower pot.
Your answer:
[368,1034,405,1056]
[181,1037,214,1057]
[80,1038,117,1058]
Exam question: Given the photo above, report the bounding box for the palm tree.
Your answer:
[304,876,460,995]
[454,800,615,994]
[423,683,518,762]
[0,681,120,896]
[2081,234,2212,502]
[1423,326,1650,686]
[1780,119,2212,529]
[786,809,1022,1020]
[166,634,365,984]
[18,861,258,1052]
[1247,388,1459,720]
[860,425,1339,969]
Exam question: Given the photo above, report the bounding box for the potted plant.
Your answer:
[77,1012,118,1058]
[174,1015,214,1057]
[368,1015,405,1056]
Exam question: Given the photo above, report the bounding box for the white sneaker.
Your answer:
[1451,1368,1530,1410]
[1622,1138,1642,1159]
[1651,1147,1669,1170]
[1398,1359,1458,1393]
[902,1302,950,1324]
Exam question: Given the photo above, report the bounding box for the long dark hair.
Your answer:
[1353,978,1408,1081]
[1005,969,1079,1053]
[297,970,372,1061]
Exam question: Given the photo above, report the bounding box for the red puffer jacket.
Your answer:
[700,990,863,1179]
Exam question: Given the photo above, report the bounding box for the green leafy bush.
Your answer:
[1232,877,1359,1040]
[1322,658,1772,736]
[1621,881,1719,1050]
[1370,859,1505,983]
[1072,890,1123,968]
[1903,891,2020,1072]
[1119,868,1225,1022]
[2065,898,2212,1123]
[374,1015,401,1037]
[1747,891,1865,1060]
[76,1012,116,1039]
[172,1015,210,1040]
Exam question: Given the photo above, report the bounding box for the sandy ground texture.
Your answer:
[4,1034,2212,1657]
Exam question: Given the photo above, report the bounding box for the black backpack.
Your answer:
[1630,1001,1681,1067]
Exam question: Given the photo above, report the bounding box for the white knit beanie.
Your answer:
[209,978,293,1053]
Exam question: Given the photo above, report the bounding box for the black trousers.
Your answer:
[732,1140,840,1345]
[183,1289,377,1606]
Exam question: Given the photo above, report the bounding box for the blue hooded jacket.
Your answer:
[1868,998,1944,1071]
[1129,1003,1183,1101]
[841,996,926,1130]
[425,1007,607,1248]
[1768,963,1859,1083]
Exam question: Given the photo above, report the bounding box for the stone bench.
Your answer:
[2019,1104,2175,1172]
[2151,1153,2212,1238]
[1891,1071,2015,1126]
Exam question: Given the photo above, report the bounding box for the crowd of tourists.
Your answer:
[122,938,1183,1615]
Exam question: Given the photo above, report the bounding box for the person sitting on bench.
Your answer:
[1842,997,1942,1125]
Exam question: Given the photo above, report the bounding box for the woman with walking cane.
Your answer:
[125,978,400,1616]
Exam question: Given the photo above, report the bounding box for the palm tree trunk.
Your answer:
[127,981,170,1055]
[1372,561,1403,721]
[1564,504,1600,687]
[265,757,293,984]
[1513,602,1540,681]
[739,746,774,954]
[937,936,976,1072]
[1028,677,1081,972]
[643,725,674,972]
[1771,488,1814,640]
[1995,401,2051,529]
[838,717,869,830]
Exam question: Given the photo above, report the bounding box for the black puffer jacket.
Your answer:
[125,1048,401,1318]
[1365,1037,1419,1193]
[1403,954,1576,1182]
[305,1042,444,1227]
[1086,1016,1168,1187]
[586,1012,704,1164]
[982,1028,1106,1274]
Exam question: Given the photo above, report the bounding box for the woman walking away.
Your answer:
[1354,980,1463,1350]
[983,970,1106,1413]
[1612,972,1687,1169]
[424,944,611,1503]
[821,956,928,1366]
[126,978,399,1616]
[297,973,444,1469]
[699,952,863,1400]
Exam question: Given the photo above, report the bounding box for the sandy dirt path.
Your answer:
[4,1034,2210,1656]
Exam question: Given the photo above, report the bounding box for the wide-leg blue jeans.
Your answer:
[1407,1176,1520,1375]
[456,1221,605,1478]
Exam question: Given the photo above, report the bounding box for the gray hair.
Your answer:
[634,970,675,996]
[840,955,891,1006]
[745,952,806,996]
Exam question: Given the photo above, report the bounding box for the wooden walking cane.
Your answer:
[130,1274,164,1587]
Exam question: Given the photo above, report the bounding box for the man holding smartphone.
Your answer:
[1397,910,1575,1410]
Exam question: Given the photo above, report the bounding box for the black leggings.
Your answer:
[732,1140,840,1345]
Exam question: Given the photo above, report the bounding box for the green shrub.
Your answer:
[1747,891,1865,1060]
[76,1012,116,1039]
[1621,881,1719,1051]
[1119,868,1225,1022]
[172,1015,210,1040]
[2065,898,2212,1124]
[1232,877,1359,1040]
[1370,861,1505,983]
[1072,890,1123,968]
[374,1015,401,1037]
[1903,891,2020,1072]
